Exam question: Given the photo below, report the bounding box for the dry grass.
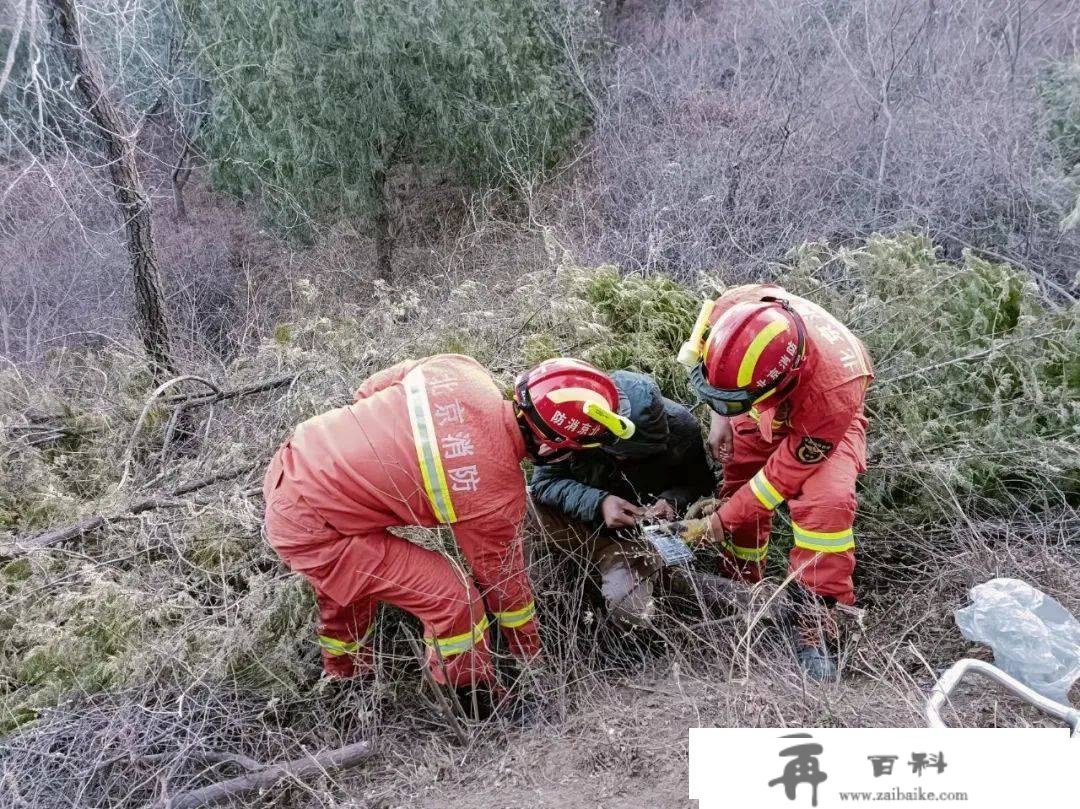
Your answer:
[1,215,1077,807]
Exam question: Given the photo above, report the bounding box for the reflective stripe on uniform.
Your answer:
[425,616,490,658]
[403,367,458,524]
[722,538,769,563]
[494,600,536,629]
[318,636,358,656]
[319,623,375,656]
[737,318,789,387]
[792,521,855,553]
[749,469,784,511]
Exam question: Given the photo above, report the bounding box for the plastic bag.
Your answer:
[955,578,1080,703]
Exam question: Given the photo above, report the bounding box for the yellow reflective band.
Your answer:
[425,616,490,658]
[318,636,360,657]
[318,623,375,656]
[792,522,855,553]
[494,601,536,629]
[723,539,768,562]
[749,470,784,511]
[404,367,458,524]
[545,387,608,407]
[736,318,789,387]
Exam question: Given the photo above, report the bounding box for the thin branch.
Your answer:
[0,0,31,95]
[160,373,301,409]
[117,375,223,490]
[875,329,1063,388]
[8,460,264,556]
[147,740,373,809]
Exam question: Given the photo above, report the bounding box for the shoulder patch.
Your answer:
[795,436,834,464]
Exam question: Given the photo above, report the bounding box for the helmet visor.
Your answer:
[690,362,771,416]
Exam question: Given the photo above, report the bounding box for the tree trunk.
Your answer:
[45,0,177,379]
[372,167,394,281]
[172,139,191,223]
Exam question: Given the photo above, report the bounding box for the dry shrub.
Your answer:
[562,0,1080,294]
[0,159,297,368]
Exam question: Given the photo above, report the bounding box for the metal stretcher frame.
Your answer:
[925,658,1080,737]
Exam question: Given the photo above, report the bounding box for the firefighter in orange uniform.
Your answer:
[262,355,635,715]
[678,285,873,679]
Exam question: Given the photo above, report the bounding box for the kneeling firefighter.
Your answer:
[676,285,874,679]
[262,354,635,717]
[529,368,714,625]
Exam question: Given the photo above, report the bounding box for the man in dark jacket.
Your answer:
[529,370,715,624]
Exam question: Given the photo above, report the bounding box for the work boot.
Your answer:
[453,683,502,722]
[796,641,838,681]
[792,592,840,681]
[454,684,542,726]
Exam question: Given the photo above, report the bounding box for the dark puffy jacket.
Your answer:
[529,370,715,524]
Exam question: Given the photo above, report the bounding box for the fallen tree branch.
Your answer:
[147,740,373,809]
[9,461,263,556]
[196,751,264,772]
[118,376,223,490]
[161,373,300,410]
[117,373,298,491]
[140,750,264,773]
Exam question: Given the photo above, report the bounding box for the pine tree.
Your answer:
[184,0,597,278]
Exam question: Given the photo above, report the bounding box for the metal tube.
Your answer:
[925,658,1080,736]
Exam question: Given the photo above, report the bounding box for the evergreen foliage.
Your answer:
[1040,59,1080,173]
[183,0,597,233]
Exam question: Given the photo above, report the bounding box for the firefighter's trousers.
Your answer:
[264,481,495,686]
[719,423,861,606]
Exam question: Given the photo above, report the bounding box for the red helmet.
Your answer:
[514,358,635,461]
[691,297,807,416]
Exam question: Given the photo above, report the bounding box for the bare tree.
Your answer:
[566,0,1080,300]
[41,0,177,378]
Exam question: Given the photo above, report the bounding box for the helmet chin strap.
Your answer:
[514,405,571,464]
[754,373,800,411]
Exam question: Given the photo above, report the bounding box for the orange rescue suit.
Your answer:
[262,354,540,684]
[708,286,874,605]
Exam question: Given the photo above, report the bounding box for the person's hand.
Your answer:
[644,498,676,521]
[707,411,733,463]
[684,496,720,520]
[600,495,645,528]
[655,518,711,544]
